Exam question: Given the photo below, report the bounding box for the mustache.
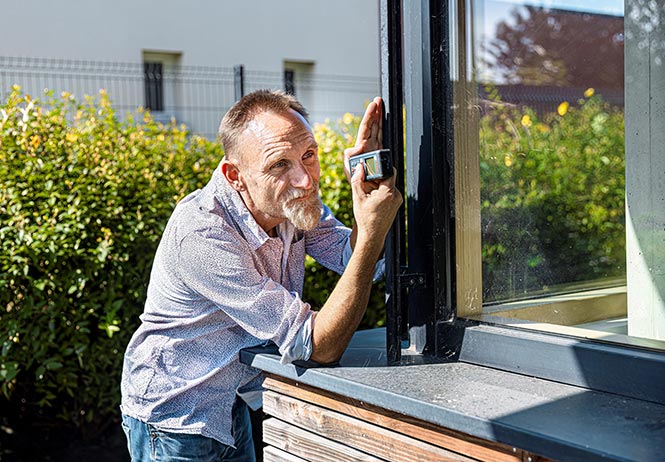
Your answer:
[283,182,320,201]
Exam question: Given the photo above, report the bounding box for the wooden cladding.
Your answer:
[262,375,551,462]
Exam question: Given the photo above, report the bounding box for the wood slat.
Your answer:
[263,376,526,462]
[264,391,477,462]
[264,445,311,462]
[264,417,384,462]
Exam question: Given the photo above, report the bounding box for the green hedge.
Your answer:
[0,87,221,434]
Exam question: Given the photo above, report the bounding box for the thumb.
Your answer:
[344,146,362,168]
[351,161,366,194]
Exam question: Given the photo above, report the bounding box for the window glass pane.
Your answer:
[461,0,665,346]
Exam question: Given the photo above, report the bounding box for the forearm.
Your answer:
[350,220,358,251]
[310,234,383,364]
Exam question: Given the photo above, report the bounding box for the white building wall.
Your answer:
[0,0,380,134]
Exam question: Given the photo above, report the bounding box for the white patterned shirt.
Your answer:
[120,163,352,446]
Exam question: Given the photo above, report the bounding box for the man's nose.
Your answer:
[290,164,313,190]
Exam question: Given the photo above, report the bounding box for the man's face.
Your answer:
[234,109,322,232]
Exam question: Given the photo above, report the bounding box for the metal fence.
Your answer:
[1,56,624,139]
[0,56,379,139]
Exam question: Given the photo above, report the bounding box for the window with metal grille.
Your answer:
[284,69,296,96]
[144,61,164,111]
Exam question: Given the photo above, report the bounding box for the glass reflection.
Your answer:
[470,1,627,305]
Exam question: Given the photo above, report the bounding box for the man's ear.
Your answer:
[221,159,245,192]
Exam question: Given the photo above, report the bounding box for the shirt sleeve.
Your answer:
[176,227,312,355]
[279,311,316,364]
[307,204,386,280]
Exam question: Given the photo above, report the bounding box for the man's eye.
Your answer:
[272,160,288,169]
[303,151,316,160]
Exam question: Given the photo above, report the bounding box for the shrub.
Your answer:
[0,87,221,435]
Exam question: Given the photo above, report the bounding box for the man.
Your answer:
[120,90,402,461]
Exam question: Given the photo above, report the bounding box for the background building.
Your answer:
[0,0,380,137]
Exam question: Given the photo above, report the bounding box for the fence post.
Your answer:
[234,65,244,101]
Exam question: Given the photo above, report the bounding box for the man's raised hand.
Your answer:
[344,96,383,183]
[350,161,402,246]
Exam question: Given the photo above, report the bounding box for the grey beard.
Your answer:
[284,194,323,231]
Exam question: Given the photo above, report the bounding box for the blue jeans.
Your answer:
[121,399,256,462]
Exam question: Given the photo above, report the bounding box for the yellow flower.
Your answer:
[342,113,354,125]
[30,135,42,149]
[66,132,78,143]
[557,101,569,116]
[584,88,595,98]
[504,155,513,167]
[520,114,532,128]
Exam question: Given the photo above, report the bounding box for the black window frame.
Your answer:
[381,0,665,406]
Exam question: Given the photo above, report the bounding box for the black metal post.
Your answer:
[429,0,457,355]
[380,0,406,364]
[402,0,436,354]
[234,65,244,101]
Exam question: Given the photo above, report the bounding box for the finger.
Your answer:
[375,98,383,146]
[351,161,366,193]
[343,146,362,179]
[344,146,362,161]
[369,97,383,144]
[355,99,380,148]
[354,106,373,146]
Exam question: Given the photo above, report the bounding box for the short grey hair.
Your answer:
[218,90,309,160]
